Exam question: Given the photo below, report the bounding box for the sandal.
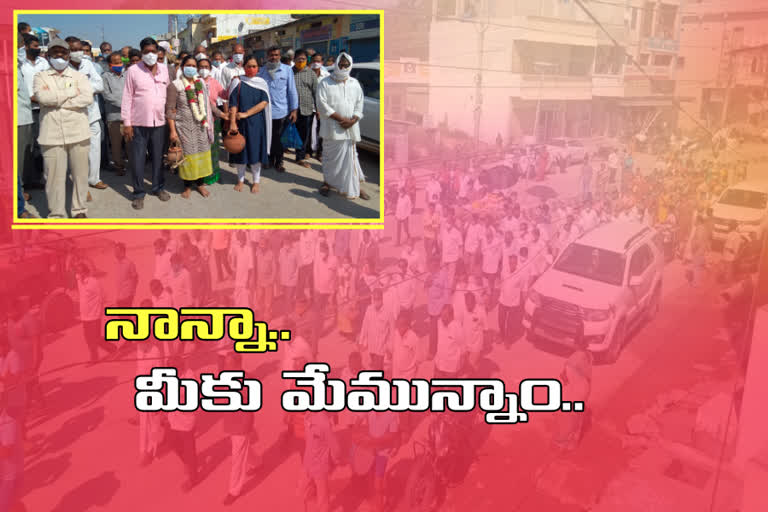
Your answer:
[319,183,331,197]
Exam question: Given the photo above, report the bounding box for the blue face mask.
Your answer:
[183,66,198,78]
[111,65,123,74]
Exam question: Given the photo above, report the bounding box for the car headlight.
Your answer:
[528,289,543,307]
[581,307,613,322]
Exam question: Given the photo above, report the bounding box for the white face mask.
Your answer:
[195,52,206,61]
[83,54,92,61]
[50,57,69,71]
[233,53,244,64]
[332,67,350,81]
[213,60,221,68]
[199,68,210,78]
[70,51,83,63]
[311,62,322,70]
[142,52,158,66]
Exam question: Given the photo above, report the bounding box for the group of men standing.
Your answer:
[16,21,372,218]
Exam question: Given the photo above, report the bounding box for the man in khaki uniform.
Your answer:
[33,38,93,218]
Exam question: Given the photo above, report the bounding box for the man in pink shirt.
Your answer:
[121,37,170,210]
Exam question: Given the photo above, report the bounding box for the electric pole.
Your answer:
[470,3,489,149]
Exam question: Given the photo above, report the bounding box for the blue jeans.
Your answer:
[17,172,25,217]
[130,126,166,199]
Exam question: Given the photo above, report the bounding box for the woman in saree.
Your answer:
[166,55,214,198]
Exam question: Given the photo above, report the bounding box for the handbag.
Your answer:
[280,122,304,150]
[223,83,246,154]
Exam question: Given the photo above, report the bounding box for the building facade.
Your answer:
[677,1,768,130]
[427,0,688,144]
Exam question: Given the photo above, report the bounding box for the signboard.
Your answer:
[215,14,292,39]
[300,25,332,43]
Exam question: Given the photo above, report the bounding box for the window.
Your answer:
[629,245,652,277]
[436,0,458,17]
[554,244,626,286]
[638,53,649,65]
[350,68,380,100]
[653,54,673,66]
[676,56,685,69]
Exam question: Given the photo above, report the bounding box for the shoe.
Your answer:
[90,181,108,189]
[74,213,88,218]
[276,165,286,173]
[19,211,36,219]
[132,198,144,210]
[223,494,238,506]
[156,189,171,201]
[87,191,93,202]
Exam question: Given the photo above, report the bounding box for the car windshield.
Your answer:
[718,189,767,209]
[554,244,625,286]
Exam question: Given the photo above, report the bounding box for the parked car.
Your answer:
[349,62,380,153]
[711,180,768,242]
[523,221,665,363]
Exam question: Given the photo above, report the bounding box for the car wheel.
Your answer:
[603,320,625,364]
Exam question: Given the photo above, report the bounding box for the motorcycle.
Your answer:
[400,411,485,511]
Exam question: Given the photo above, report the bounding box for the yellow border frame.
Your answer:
[13,9,385,230]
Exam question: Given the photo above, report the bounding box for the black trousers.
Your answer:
[269,116,289,168]
[169,428,198,481]
[295,113,313,161]
[498,303,522,344]
[131,126,166,199]
[83,319,117,362]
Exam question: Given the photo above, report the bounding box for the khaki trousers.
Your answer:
[42,140,89,218]
[108,120,125,170]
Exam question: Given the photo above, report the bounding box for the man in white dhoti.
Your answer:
[316,52,370,200]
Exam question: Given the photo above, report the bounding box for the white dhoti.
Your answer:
[322,139,365,199]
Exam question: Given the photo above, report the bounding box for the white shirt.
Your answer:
[501,215,520,234]
[464,223,484,254]
[396,272,417,309]
[313,255,337,295]
[299,231,318,267]
[360,304,394,356]
[425,180,441,204]
[392,328,419,378]
[153,249,173,282]
[579,209,599,233]
[723,231,743,262]
[317,76,365,142]
[232,243,254,287]
[168,267,193,305]
[499,263,526,307]
[395,193,412,221]
[71,59,103,123]
[77,276,103,321]
[280,243,300,287]
[168,371,196,432]
[481,233,503,274]
[20,56,50,109]
[462,306,486,352]
[441,226,463,264]
[436,319,462,373]
[220,62,245,91]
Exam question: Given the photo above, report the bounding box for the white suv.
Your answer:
[711,180,768,242]
[523,221,665,363]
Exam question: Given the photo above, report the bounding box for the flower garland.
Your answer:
[182,76,208,128]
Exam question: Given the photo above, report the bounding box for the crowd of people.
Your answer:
[16,21,371,219]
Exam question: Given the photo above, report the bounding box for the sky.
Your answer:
[20,14,170,50]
